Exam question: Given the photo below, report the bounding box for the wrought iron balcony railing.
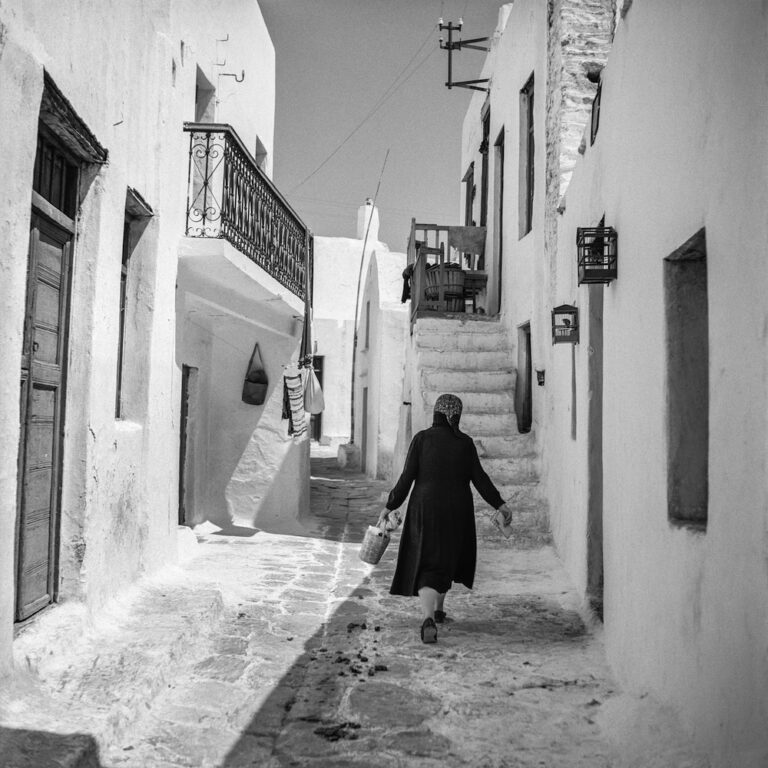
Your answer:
[184,123,311,301]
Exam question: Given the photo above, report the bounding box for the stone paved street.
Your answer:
[1,448,707,767]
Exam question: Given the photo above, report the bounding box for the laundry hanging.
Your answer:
[303,367,325,415]
[283,373,306,437]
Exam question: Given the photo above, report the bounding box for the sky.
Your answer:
[258,0,505,251]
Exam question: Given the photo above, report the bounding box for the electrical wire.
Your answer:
[290,27,438,193]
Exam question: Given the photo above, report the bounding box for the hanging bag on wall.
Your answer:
[242,342,269,405]
[303,367,325,414]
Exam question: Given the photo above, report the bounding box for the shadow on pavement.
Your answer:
[0,727,104,768]
[218,458,589,767]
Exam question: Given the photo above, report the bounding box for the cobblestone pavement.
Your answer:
[2,449,708,767]
[107,452,621,767]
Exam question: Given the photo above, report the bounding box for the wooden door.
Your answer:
[16,211,73,620]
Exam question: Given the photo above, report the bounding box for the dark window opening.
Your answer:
[519,74,535,238]
[115,188,153,419]
[479,106,491,228]
[32,128,79,218]
[590,79,602,146]
[665,228,708,529]
[515,323,533,434]
[364,300,371,350]
[463,162,475,227]
[194,66,216,122]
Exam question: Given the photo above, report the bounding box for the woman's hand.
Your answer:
[497,502,513,525]
[377,509,401,531]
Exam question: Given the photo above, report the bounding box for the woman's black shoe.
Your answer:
[420,617,437,644]
[434,610,446,624]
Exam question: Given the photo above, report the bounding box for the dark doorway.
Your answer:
[16,210,74,621]
[492,128,505,315]
[310,356,324,442]
[586,286,604,619]
[179,365,197,526]
[361,387,368,473]
[515,324,532,434]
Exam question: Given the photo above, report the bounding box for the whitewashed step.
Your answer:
[481,457,539,484]
[473,434,536,459]
[472,482,544,510]
[422,389,515,414]
[460,412,517,436]
[415,316,501,334]
[417,349,512,370]
[422,369,515,392]
[415,330,508,352]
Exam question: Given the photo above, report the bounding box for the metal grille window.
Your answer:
[519,74,535,238]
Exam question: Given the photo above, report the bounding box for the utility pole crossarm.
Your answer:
[438,20,490,92]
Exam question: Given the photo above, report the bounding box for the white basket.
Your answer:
[359,525,390,565]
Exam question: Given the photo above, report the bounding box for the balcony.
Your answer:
[406,219,488,327]
[183,122,311,304]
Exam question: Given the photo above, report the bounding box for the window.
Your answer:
[194,66,216,122]
[255,136,268,172]
[364,300,371,350]
[116,217,133,418]
[116,188,153,419]
[32,129,79,218]
[519,74,535,238]
[479,106,490,228]
[463,163,475,226]
[665,228,708,528]
[590,78,602,146]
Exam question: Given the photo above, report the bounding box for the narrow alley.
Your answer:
[2,449,704,767]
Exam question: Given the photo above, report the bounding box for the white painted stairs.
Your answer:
[411,315,550,545]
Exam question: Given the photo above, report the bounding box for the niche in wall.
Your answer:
[664,228,708,528]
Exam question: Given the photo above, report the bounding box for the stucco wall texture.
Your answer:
[0,0,280,672]
[354,250,408,481]
[313,219,385,446]
[551,2,768,759]
[464,0,768,760]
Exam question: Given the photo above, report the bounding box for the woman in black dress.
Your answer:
[379,394,512,643]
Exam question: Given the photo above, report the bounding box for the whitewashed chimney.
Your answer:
[356,198,379,242]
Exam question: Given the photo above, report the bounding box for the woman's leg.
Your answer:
[436,593,445,612]
[418,587,439,620]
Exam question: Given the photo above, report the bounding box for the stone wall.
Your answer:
[545,0,615,295]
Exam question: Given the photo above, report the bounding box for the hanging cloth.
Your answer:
[303,367,325,414]
[283,373,306,437]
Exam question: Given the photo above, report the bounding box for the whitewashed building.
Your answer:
[352,250,408,480]
[0,0,311,673]
[448,0,768,761]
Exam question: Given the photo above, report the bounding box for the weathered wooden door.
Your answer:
[16,211,73,620]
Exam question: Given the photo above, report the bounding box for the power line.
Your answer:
[290,27,438,193]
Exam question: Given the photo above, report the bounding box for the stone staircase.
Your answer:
[410,316,549,544]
